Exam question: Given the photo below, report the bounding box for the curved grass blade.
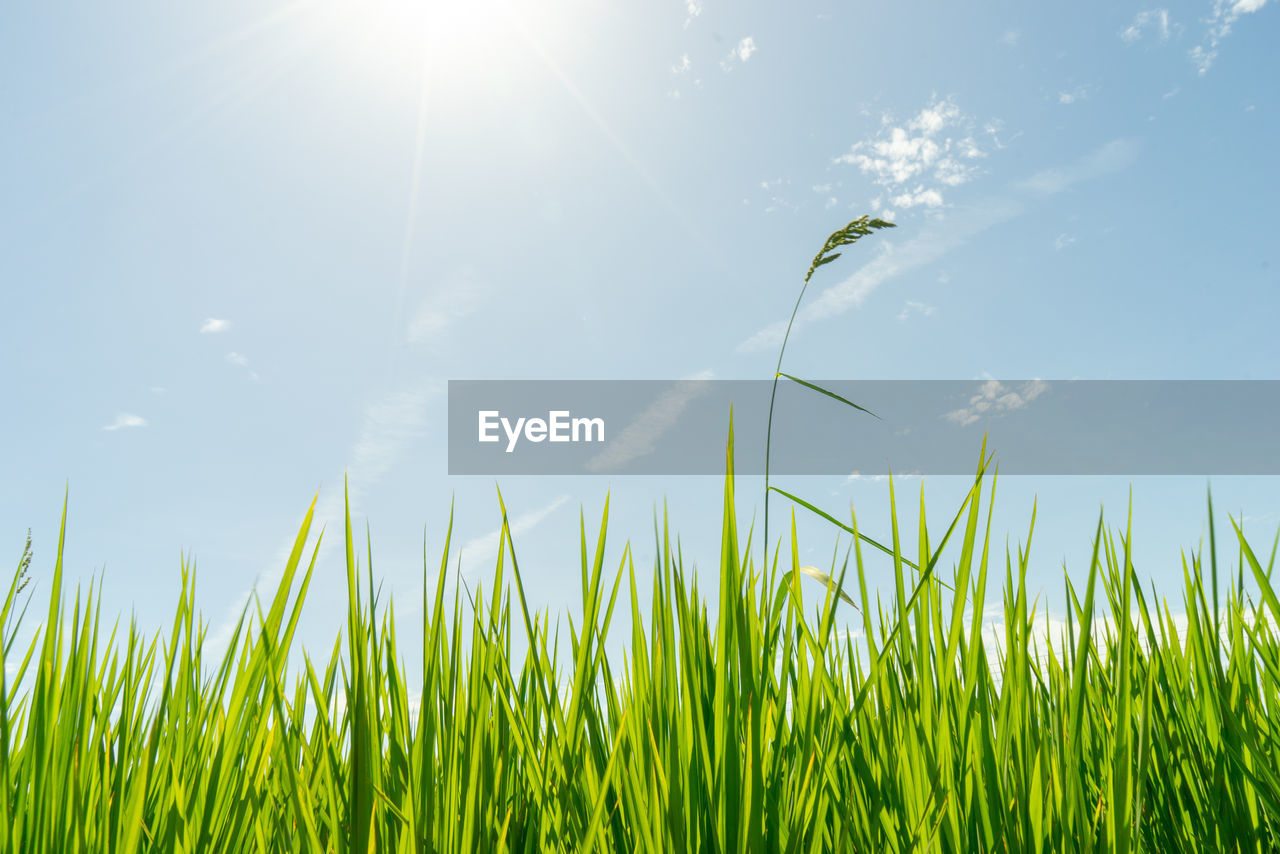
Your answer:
[776,373,880,419]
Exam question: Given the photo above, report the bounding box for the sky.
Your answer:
[1,0,1277,671]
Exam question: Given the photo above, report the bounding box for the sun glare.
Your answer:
[326,0,526,76]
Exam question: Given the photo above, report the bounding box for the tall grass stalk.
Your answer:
[3,435,1280,851]
[762,215,894,562]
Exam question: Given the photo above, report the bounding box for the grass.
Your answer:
[2,431,1280,852]
[3,220,1278,851]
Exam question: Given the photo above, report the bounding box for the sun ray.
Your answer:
[390,50,435,361]
[512,23,712,255]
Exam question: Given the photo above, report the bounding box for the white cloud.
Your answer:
[844,471,919,484]
[976,607,1213,680]
[1121,8,1175,43]
[684,0,702,26]
[200,318,229,334]
[1000,29,1021,47]
[944,379,1048,427]
[672,54,691,74]
[889,186,944,209]
[1191,0,1269,74]
[721,36,757,70]
[834,97,989,210]
[1058,86,1090,105]
[1054,233,1078,250]
[855,607,1114,684]
[103,413,148,431]
[758,177,797,214]
[459,495,570,572]
[897,299,937,322]
[150,386,166,395]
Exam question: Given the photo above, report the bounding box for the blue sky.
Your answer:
[2,0,1277,665]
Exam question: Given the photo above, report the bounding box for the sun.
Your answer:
[323,0,529,79]
[367,0,512,45]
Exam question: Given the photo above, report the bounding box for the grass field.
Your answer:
[2,429,1279,853]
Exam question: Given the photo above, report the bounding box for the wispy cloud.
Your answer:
[347,388,436,483]
[207,384,439,656]
[737,139,1137,353]
[737,197,1021,353]
[1017,138,1140,195]
[944,380,1048,427]
[407,269,489,348]
[812,181,841,209]
[1054,233,1077,250]
[459,495,570,572]
[291,387,436,555]
[1000,29,1021,47]
[225,351,260,381]
[834,97,991,211]
[102,413,148,431]
[585,370,715,471]
[1191,0,1269,74]
[1121,8,1177,43]
[200,318,230,334]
